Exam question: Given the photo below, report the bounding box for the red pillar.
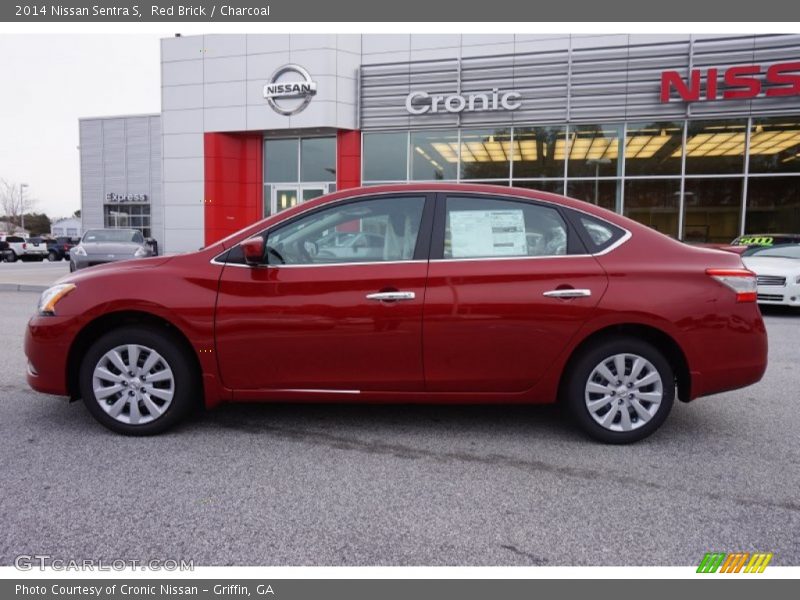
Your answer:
[204,132,263,246]
[336,130,361,191]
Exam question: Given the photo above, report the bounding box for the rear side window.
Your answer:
[567,212,626,253]
[7,236,24,243]
[442,195,569,259]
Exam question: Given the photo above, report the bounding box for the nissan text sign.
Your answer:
[660,61,800,102]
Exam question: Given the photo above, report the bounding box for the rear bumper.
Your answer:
[24,315,75,396]
[685,307,768,400]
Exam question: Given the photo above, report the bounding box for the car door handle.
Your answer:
[366,291,416,301]
[543,289,592,299]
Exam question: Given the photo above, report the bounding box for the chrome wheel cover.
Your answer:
[584,353,663,432]
[92,344,175,425]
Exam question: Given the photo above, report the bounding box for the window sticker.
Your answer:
[450,209,528,258]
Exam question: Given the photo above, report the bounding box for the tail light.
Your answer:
[706,268,757,302]
[22,243,27,250]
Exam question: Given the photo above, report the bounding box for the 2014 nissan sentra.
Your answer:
[25,184,768,443]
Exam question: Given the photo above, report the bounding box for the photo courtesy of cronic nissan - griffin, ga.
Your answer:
[25,184,769,443]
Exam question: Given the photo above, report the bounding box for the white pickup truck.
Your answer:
[0,234,48,262]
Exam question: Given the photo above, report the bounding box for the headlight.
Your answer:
[73,246,87,256]
[38,283,76,316]
[134,247,149,257]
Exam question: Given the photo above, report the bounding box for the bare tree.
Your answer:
[0,179,37,230]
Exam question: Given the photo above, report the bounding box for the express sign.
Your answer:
[661,61,800,103]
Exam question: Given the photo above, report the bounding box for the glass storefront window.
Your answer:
[513,126,566,179]
[410,130,458,181]
[623,179,681,238]
[363,132,408,181]
[103,204,151,238]
[459,129,511,180]
[625,121,683,176]
[749,117,800,174]
[566,180,619,212]
[513,180,565,195]
[566,124,622,178]
[265,138,299,183]
[745,176,800,234]
[683,178,743,243]
[300,137,336,182]
[684,120,747,175]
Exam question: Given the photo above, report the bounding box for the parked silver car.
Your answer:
[69,229,155,272]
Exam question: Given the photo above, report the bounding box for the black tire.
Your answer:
[79,326,198,435]
[7,251,18,263]
[47,251,59,262]
[562,336,675,444]
[69,260,76,272]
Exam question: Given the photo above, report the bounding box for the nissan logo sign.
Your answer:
[262,64,318,116]
[405,88,522,115]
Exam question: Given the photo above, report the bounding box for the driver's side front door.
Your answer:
[214,193,433,393]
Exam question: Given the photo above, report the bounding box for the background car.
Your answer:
[69,228,154,272]
[742,243,800,308]
[315,231,386,261]
[0,234,47,262]
[26,184,768,443]
[23,237,50,262]
[46,236,79,261]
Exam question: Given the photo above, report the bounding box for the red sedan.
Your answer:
[25,184,768,443]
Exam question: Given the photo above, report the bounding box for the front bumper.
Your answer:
[756,282,800,307]
[71,255,137,270]
[25,315,77,396]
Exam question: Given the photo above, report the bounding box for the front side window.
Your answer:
[264,196,426,266]
[442,196,569,259]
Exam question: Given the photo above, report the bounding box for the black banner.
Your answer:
[2,0,800,22]
[3,579,799,600]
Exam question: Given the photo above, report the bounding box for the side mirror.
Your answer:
[241,237,265,266]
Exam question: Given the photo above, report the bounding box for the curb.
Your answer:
[0,283,48,293]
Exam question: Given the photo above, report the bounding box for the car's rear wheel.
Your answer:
[563,336,675,444]
[79,326,197,435]
[47,251,59,261]
[7,251,18,262]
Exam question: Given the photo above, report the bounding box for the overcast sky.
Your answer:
[0,34,162,219]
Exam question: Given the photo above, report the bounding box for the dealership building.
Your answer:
[79,33,800,253]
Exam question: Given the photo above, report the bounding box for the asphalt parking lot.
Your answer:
[0,260,69,289]
[1,290,798,566]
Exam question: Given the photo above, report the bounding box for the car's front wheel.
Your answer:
[563,336,675,444]
[47,251,59,261]
[79,326,198,435]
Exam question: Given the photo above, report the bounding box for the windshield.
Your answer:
[743,244,800,259]
[82,229,143,244]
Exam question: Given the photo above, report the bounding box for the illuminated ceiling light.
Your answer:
[625,134,673,159]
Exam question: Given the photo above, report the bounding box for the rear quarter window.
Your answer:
[572,212,627,253]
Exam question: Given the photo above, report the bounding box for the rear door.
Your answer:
[423,193,608,393]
